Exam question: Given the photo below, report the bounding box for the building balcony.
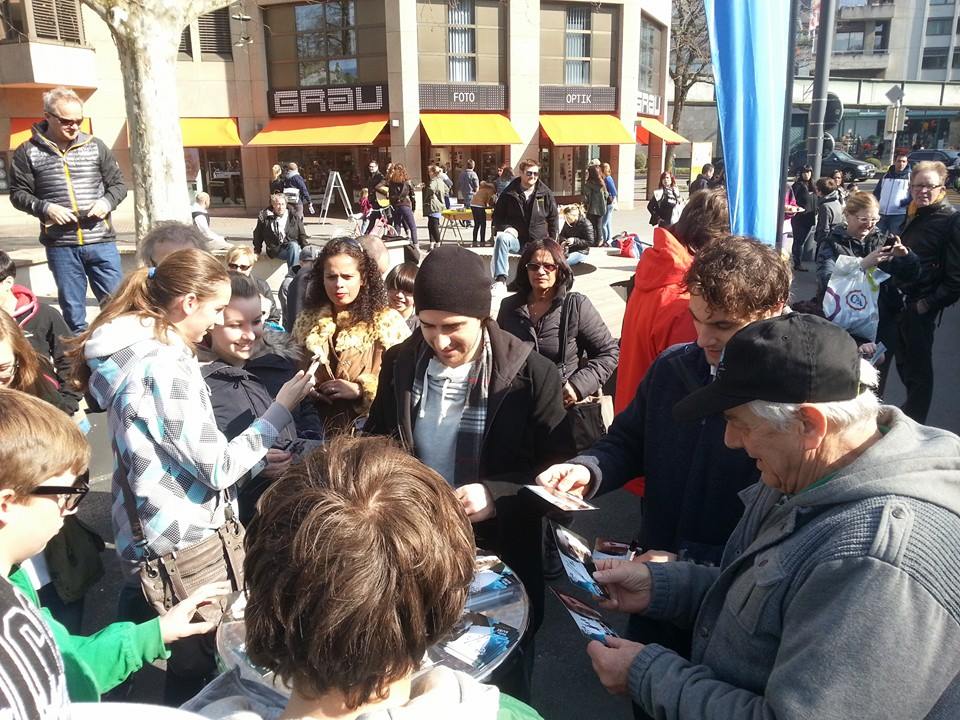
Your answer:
[0,0,97,88]
[831,48,890,74]
[837,1,895,22]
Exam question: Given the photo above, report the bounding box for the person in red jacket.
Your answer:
[615,190,730,418]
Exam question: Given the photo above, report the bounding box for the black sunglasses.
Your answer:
[526,262,557,273]
[30,470,90,512]
[228,263,252,272]
[46,112,83,128]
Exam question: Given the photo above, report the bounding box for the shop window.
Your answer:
[200,148,244,208]
[0,153,10,194]
[294,1,358,86]
[198,8,232,60]
[638,16,663,94]
[922,46,948,69]
[448,0,476,83]
[565,6,591,85]
[926,18,952,36]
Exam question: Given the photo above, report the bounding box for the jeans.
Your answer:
[277,241,301,271]
[45,241,123,333]
[566,251,588,266]
[602,202,615,245]
[877,214,905,235]
[491,232,521,281]
[471,206,488,244]
[394,205,419,245]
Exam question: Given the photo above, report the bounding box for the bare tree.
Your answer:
[666,0,713,170]
[80,0,236,243]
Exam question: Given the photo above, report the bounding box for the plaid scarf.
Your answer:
[411,327,492,486]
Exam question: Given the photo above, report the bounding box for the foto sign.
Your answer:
[420,84,507,111]
[268,84,387,117]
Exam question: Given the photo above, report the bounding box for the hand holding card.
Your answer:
[550,521,608,598]
[551,588,619,646]
[524,484,598,512]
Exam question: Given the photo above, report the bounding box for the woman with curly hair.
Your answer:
[388,163,419,257]
[293,237,410,433]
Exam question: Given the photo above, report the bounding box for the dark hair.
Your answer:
[702,163,714,174]
[587,165,603,186]
[0,251,15,285]
[513,239,573,295]
[518,158,539,173]
[304,237,387,325]
[384,262,418,295]
[244,435,475,710]
[659,171,676,189]
[387,163,410,183]
[816,177,837,194]
[796,166,815,192]
[228,271,260,300]
[669,188,730,253]
[68,248,229,390]
[684,235,792,320]
[138,221,206,266]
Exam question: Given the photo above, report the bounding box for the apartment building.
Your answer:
[0,0,673,225]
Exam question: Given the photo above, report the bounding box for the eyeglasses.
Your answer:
[0,359,18,380]
[525,170,540,177]
[526,262,557,273]
[911,184,943,192]
[855,216,880,224]
[31,471,90,513]
[46,112,83,128]
[228,263,252,272]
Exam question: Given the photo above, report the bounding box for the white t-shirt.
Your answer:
[413,358,474,486]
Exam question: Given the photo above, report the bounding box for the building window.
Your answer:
[922,46,949,69]
[198,8,232,59]
[873,21,889,51]
[295,0,358,86]
[927,18,952,36]
[834,30,864,53]
[931,0,954,6]
[953,48,960,68]
[178,25,193,59]
[564,6,591,85]
[6,0,84,43]
[448,0,476,82]
[638,16,663,94]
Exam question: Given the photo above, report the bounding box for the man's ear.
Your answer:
[797,405,829,451]
[0,488,20,528]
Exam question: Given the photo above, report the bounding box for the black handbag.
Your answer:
[557,292,607,454]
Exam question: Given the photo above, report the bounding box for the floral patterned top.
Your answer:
[293,305,410,431]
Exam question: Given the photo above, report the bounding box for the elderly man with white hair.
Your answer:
[583,313,960,719]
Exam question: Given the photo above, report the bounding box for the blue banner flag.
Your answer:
[704,0,792,245]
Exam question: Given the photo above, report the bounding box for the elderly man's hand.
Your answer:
[594,559,653,614]
[45,203,78,225]
[587,637,646,695]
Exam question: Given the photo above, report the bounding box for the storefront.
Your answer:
[180,118,245,207]
[418,84,519,192]
[537,87,633,201]
[248,84,391,211]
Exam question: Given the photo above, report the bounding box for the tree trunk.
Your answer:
[665,86,688,173]
[108,13,189,243]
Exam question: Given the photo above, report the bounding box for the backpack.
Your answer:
[614,232,647,259]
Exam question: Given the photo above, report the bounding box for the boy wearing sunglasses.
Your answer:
[0,388,226,704]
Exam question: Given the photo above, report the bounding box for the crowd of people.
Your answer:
[3,85,960,720]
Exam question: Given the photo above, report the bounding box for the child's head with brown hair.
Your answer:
[69,248,231,390]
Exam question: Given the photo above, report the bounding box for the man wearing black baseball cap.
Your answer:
[583,312,960,718]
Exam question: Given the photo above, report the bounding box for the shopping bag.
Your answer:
[822,255,889,341]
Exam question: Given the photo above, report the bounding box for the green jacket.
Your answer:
[499,693,543,719]
[9,567,169,701]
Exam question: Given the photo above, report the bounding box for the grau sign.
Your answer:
[540,86,617,112]
[268,84,387,117]
[637,91,662,117]
[420,84,506,111]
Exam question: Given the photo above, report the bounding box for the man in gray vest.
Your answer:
[10,87,127,333]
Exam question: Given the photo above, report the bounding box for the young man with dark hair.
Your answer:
[186,435,542,719]
[0,250,80,414]
[873,153,911,234]
[688,163,714,194]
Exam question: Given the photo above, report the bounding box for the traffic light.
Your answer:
[902,110,909,132]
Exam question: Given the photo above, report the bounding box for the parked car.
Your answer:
[789,147,877,181]
[908,149,960,189]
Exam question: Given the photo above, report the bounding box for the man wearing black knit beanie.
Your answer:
[367,244,573,701]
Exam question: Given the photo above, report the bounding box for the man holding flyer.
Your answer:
[583,314,960,719]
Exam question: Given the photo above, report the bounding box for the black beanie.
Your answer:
[414,246,491,319]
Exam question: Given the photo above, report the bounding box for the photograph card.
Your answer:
[551,588,619,645]
[524,484,598,512]
[551,521,608,598]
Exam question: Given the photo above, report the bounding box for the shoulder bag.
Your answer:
[557,292,607,454]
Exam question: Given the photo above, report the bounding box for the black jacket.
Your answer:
[573,343,760,565]
[252,209,308,258]
[388,180,416,211]
[365,321,572,628]
[491,178,559,244]
[689,174,710,194]
[896,200,960,312]
[559,216,594,254]
[791,180,816,218]
[10,124,127,247]
[253,276,281,325]
[497,290,618,400]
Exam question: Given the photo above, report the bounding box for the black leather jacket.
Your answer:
[896,200,960,312]
[491,178,559,243]
[559,216,595,254]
